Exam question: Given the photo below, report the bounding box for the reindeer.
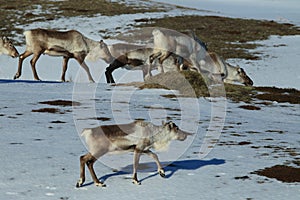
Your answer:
[149,28,207,76]
[76,120,192,187]
[223,63,253,86]
[14,28,114,82]
[105,43,186,83]
[200,52,253,86]
[0,36,19,58]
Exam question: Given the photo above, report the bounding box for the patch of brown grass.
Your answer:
[254,87,300,104]
[39,100,81,107]
[143,71,209,97]
[32,108,60,114]
[253,165,300,183]
[135,71,300,104]
[239,105,261,110]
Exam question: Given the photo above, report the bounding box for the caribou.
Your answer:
[0,36,19,58]
[149,28,207,76]
[105,43,185,83]
[223,62,253,86]
[200,52,253,86]
[14,28,114,82]
[149,28,253,86]
[76,120,192,187]
[104,43,252,86]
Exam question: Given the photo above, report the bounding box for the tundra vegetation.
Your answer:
[1,0,299,103]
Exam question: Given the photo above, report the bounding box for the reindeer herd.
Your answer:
[1,28,253,86]
[1,28,253,187]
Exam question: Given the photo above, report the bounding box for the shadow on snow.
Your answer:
[80,158,225,187]
[0,79,62,84]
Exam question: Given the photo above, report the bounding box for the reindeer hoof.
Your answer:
[13,74,19,80]
[76,178,85,188]
[132,179,141,185]
[95,182,106,187]
[75,182,81,188]
[144,74,151,81]
[158,169,165,178]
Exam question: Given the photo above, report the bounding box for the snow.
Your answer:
[1,82,299,199]
[0,0,299,200]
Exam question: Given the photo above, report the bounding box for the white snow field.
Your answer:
[0,82,298,200]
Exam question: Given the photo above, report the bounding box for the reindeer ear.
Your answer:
[3,36,8,42]
[99,40,106,48]
[238,67,245,73]
[237,67,242,73]
[167,123,172,130]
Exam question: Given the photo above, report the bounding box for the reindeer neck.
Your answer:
[83,37,98,52]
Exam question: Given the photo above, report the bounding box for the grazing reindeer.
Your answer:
[105,43,253,86]
[105,43,186,83]
[199,52,228,82]
[223,63,253,86]
[0,36,19,58]
[76,120,192,187]
[14,28,114,82]
[201,52,253,86]
[149,28,207,76]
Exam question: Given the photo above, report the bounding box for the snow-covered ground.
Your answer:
[0,0,299,200]
[1,82,298,199]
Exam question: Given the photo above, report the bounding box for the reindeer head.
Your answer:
[164,121,192,141]
[224,63,254,86]
[98,40,114,63]
[1,36,19,58]
[236,67,253,86]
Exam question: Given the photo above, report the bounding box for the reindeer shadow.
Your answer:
[97,158,225,184]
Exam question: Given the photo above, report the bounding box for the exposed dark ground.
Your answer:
[121,71,300,105]
[252,165,300,183]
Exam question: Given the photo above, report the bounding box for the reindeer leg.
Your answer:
[30,52,42,81]
[76,154,87,187]
[76,153,105,187]
[158,51,171,74]
[61,56,70,82]
[81,61,95,83]
[14,50,32,80]
[144,150,165,177]
[147,52,162,78]
[86,156,105,187]
[142,66,149,80]
[105,56,126,84]
[149,52,161,64]
[132,149,142,185]
[75,55,95,83]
